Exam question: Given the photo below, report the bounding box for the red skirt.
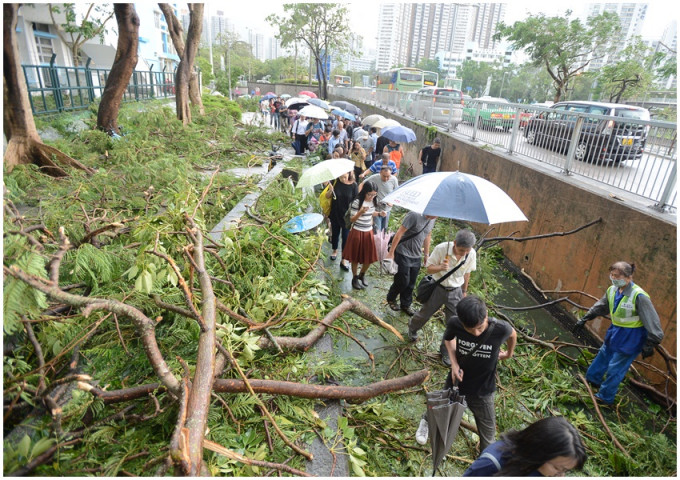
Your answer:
[342,228,378,265]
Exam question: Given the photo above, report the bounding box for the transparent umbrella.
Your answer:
[296,159,354,188]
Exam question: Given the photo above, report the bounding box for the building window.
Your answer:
[162,33,169,54]
[154,11,161,28]
[33,23,55,64]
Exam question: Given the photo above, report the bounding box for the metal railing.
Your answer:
[332,86,677,212]
[22,54,178,115]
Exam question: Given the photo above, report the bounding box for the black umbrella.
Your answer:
[330,100,362,116]
[287,102,310,112]
[426,388,467,475]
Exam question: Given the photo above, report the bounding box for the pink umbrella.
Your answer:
[299,90,317,98]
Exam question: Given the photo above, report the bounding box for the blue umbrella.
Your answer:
[308,98,330,110]
[262,93,277,100]
[380,125,417,143]
[332,109,356,121]
[283,213,324,233]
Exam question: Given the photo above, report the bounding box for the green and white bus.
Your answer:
[376,68,423,92]
[443,76,463,90]
[423,71,439,87]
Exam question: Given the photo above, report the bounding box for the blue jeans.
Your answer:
[373,212,390,232]
[586,342,638,404]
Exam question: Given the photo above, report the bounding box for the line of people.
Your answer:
[307,105,662,477]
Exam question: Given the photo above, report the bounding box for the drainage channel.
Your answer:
[209,113,349,476]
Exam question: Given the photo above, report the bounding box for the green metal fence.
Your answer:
[22,54,179,115]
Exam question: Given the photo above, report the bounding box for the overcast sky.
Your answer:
[217,1,676,50]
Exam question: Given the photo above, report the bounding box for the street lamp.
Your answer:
[499,71,509,98]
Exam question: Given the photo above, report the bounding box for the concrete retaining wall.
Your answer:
[335,96,677,396]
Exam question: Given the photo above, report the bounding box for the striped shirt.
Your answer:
[350,198,375,232]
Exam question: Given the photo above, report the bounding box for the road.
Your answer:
[446,122,677,208]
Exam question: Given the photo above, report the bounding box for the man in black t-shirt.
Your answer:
[419,137,442,173]
[441,296,516,452]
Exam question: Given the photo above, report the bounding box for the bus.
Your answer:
[423,71,439,87]
[376,68,423,91]
[334,75,352,86]
[443,76,463,90]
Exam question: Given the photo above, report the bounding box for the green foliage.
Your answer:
[597,37,656,102]
[267,4,352,96]
[495,11,621,102]
[3,247,48,334]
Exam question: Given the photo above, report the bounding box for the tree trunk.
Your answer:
[175,4,203,126]
[3,4,93,176]
[96,4,139,135]
[158,3,204,115]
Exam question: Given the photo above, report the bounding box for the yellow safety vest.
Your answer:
[607,284,646,329]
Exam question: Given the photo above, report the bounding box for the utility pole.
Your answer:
[207,5,214,75]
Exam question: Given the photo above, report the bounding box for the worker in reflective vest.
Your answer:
[576,261,663,405]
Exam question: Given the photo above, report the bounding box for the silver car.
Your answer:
[410,87,464,129]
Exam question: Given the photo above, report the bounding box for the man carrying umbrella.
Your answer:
[291,115,309,154]
[436,295,517,454]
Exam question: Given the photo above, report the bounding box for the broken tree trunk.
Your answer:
[158,3,204,115]
[96,4,140,135]
[3,4,93,176]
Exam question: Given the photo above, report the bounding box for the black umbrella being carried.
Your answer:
[426,387,467,475]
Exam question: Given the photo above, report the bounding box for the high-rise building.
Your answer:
[376,3,507,71]
[584,3,648,70]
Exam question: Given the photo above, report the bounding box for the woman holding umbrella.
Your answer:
[327,171,358,269]
[342,182,385,289]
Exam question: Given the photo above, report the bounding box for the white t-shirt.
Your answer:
[294,119,309,135]
[426,242,477,288]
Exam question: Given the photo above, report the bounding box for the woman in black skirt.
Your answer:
[342,182,386,289]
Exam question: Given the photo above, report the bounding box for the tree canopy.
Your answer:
[495,10,621,103]
[267,3,352,99]
[47,3,115,66]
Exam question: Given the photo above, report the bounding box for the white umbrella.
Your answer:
[296,158,354,188]
[373,118,401,130]
[382,171,528,224]
[285,97,309,108]
[363,114,385,127]
[298,105,329,120]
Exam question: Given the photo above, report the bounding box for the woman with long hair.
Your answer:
[463,416,587,477]
[342,181,385,289]
[327,171,357,269]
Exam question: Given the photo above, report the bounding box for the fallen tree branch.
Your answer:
[203,439,312,477]
[219,344,313,461]
[479,218,602,248]
[4,265,180,395]
[578,373,631,458]
[213,369,430,404]
[257,295,403,350]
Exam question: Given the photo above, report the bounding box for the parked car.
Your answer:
[523,101,650,164]
[462,96,516,130]
[410,87,464,128]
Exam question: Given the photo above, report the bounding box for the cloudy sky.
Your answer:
[218,1,675,50]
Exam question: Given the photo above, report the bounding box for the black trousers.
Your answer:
[386,255,420,308]
[295,133,308,152]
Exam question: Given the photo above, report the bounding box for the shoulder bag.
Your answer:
[415,252,469,304]
[319,180,336,216]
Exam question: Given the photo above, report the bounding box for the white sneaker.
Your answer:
[415,418,429,445]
